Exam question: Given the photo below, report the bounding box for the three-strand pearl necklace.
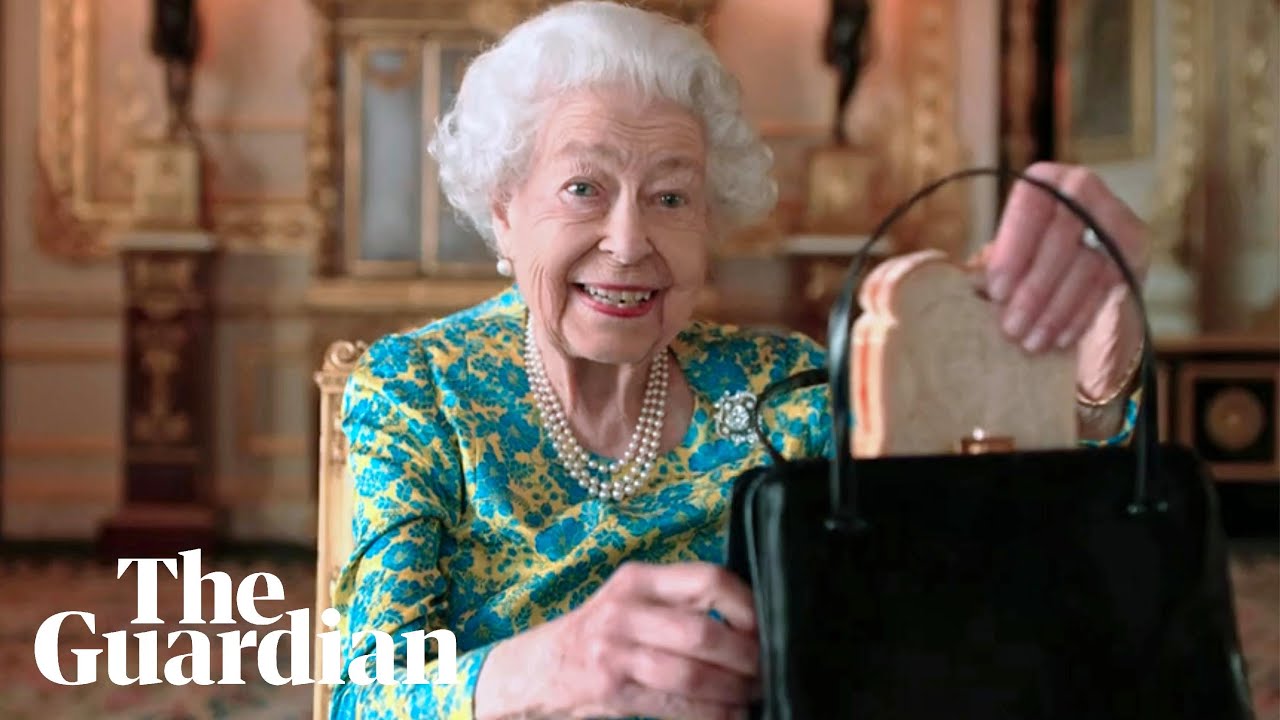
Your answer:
[523,320,670,500]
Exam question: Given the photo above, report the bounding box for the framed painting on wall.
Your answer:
[1055,0,1155,163]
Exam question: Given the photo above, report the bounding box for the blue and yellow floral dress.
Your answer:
[329,287,1137,719]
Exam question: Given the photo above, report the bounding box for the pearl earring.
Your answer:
[496,257,513,277]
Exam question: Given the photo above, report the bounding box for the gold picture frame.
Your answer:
[1055,0,1155,164]
[35,0,320,260]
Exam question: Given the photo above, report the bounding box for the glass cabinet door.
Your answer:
[353,43,424,270]
[425,44,492,272]
[341,37,491,277]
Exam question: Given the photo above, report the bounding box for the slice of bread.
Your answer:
[850,249,1078,457]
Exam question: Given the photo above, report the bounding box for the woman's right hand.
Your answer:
[475,561,760,719]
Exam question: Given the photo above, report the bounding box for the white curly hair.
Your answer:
[427,0,777,249]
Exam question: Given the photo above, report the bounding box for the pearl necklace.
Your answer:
[523,320,670,500]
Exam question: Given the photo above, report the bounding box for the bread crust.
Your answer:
[849,250,1078,457]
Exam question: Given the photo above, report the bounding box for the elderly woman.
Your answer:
[330,2,1149,718]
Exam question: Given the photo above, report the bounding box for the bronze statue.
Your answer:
[150,0,201,138]
[824,0,873,146]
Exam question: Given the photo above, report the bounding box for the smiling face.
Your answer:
[491,86,713,367]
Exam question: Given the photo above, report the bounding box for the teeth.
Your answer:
[582,285,655,307]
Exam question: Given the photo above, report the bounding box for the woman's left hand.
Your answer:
[979,162,1149,402]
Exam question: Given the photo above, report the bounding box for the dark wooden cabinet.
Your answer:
[1155,337,1280,485]
[1158,337,1279,536]
[99,232,221,559]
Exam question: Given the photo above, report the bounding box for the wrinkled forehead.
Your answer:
[531,89,708,172]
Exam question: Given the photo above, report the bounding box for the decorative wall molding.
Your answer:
[0,292,122,318]
[1237,0,1277,183]
[1054,0,1155,164]
[1147,0,1211,260]
[216,479,317,504]
[35,0,320,261]
[2,476,315,503]
[1,290,313,320]
[1001,0,1038,174]
[3,436,119,458]
[905,0,968,254]
[234,343,312,459]
[1,477,119,503]
[0,345,119,363]
[869,0,969,256]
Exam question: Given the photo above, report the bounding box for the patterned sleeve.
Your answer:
[329,336,493,719]
[1078,388,1143,448]
[759,331,833,461]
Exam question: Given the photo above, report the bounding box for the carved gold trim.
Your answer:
[315,339,369,468]
[308,2,341,275]
[1147,0,1210,261]
[312,337,367,720]
[235,343,312,459]
[316,340,369,393]
[132,322,191,445]
[36,0,320,260]
[1002,0,1038,174]
[1237,0,1277,183]
[891,0,969,256]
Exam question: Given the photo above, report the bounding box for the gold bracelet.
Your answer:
[1076,335,1145,408]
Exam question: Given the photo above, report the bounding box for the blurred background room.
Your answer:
[0,0,1276,718]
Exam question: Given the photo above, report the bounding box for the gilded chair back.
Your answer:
[312,339,368,720]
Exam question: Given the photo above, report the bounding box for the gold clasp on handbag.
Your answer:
[956,427,1015,455]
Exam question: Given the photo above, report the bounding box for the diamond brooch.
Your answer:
[714,390,759,445]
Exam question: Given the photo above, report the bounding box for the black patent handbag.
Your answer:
[726,168,1256,719]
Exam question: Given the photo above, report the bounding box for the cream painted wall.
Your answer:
[2,0,126,537]
[711,0,832,129]
[2,0,317,542]
[2,0,1271,541]
[0,0,1140,541]
[713,0,1001,252]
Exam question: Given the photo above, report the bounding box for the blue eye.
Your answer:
[658,193,686,208]
[566,182,597,197]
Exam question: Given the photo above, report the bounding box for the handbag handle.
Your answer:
[748,168,1163,529]
[820,167,1163,532]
